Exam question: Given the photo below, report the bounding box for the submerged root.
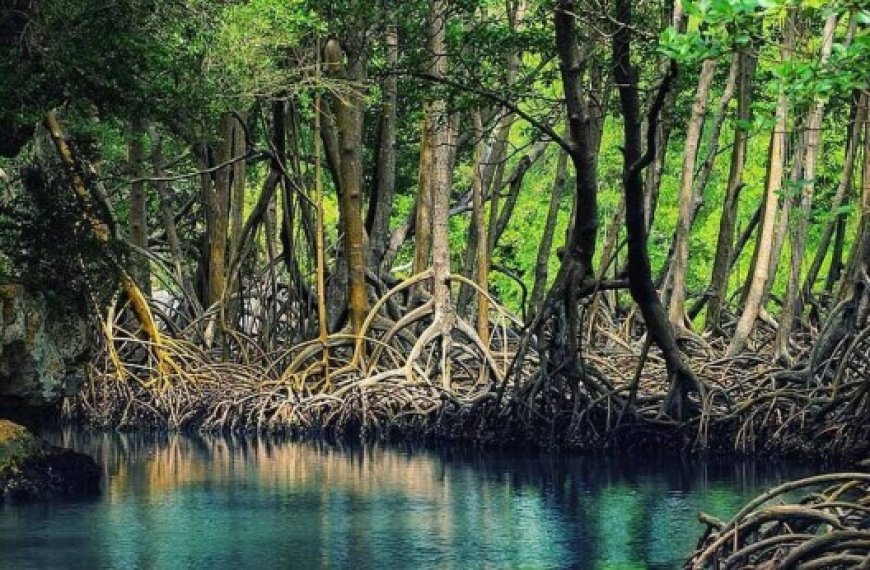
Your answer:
[686,473,870,569]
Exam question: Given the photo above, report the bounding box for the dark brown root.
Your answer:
[67,283,870,460]
[685,473,870,569]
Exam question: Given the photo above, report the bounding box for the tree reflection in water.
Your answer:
[0,430,813,569]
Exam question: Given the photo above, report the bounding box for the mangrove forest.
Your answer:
[1,0,869,567]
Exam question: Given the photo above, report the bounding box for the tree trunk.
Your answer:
[467,111,490,344]
[44,111,168,372]
[524,0,599,387]
[264,109,280,295]
[368,13,398,270]
[728,7,796,356]
[425,0,454,389]
[692,53,740,217]
[530,149,568,317]
[839,97,870,302]
[456,113,517,311]
[492,144,546,249]
[642,7,685,233]
[643,118,669,232]
[228,112,248,274]
[127,119,150,295]
[325,38,368,334]
[759,130,802,312]
[809,99,870,374]
[706,49,757,331]
[147,125,195,300]
[458,2,527,314]
[199,113,235,313]
[613,0,702,418]
[774,13,839,362]
[555,0,597,277]
[666,57,717,329]
[661,53,740,317]
[824,215,847,294]
[856,112,870,325]
[413,119,433,276]
[804,92,866,299]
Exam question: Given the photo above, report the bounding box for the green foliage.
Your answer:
[0,0,865,328]
[214,0,320,102]
[0,164,120,312]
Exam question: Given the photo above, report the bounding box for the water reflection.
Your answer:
[0,431,811,569]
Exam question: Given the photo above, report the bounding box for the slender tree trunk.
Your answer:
[856,110,870,323]
[825,216,847,293]
[525,0,600,385]
[325,39,368,334]
[758,130,801,312]
[644,118,669,231]
[425,0,454,389]
[691,201,761,321]
[692,53,740,216]
[661,53,741,309]
[458,2,526,313]
[229,112,247,271]
[530,149,568,317]
[484,119,514,254]
[368,12,398,270]
[264,113,279,289]
[728,7,796,356]
[706,50,757,331]
[128,119,150,295]
[198,113,235,313]
[804,92,866,299]
[413,119,433,276]
[492,144,545,248]
[613,0,703,417]
[555,0,597,277]
[147,126,194,299]
[642,6,685,233]
[44,111,168,368]
[224,112,247,328]
[660,53,737,302]
[457,113,517,310]
[313,50,329,355]
[840,97,870,301]
[775,13,839,362]
[467,111,489,344]
[811,101,870,371]
[667,58,717,329]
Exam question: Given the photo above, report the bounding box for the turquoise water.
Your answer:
[1,431,810,569]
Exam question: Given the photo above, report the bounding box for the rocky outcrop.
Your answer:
[0,284,89,407]
[0,419,101,502]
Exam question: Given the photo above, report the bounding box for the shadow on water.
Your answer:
[1,429,816,569]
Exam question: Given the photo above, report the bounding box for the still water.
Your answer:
[1,431,811,569]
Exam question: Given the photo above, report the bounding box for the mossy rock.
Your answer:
[0,419,45,465]
[0,419,101,503]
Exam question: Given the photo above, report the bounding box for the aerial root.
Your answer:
[686,473,870,569]
[72,271,517,435]
[70,286,870,458]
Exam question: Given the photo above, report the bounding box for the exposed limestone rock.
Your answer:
[0,284,89,407]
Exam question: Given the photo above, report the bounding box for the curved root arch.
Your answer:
[260,271,522,427]
[687,473,870,569]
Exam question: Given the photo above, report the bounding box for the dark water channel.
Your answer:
[1,431,814,569]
